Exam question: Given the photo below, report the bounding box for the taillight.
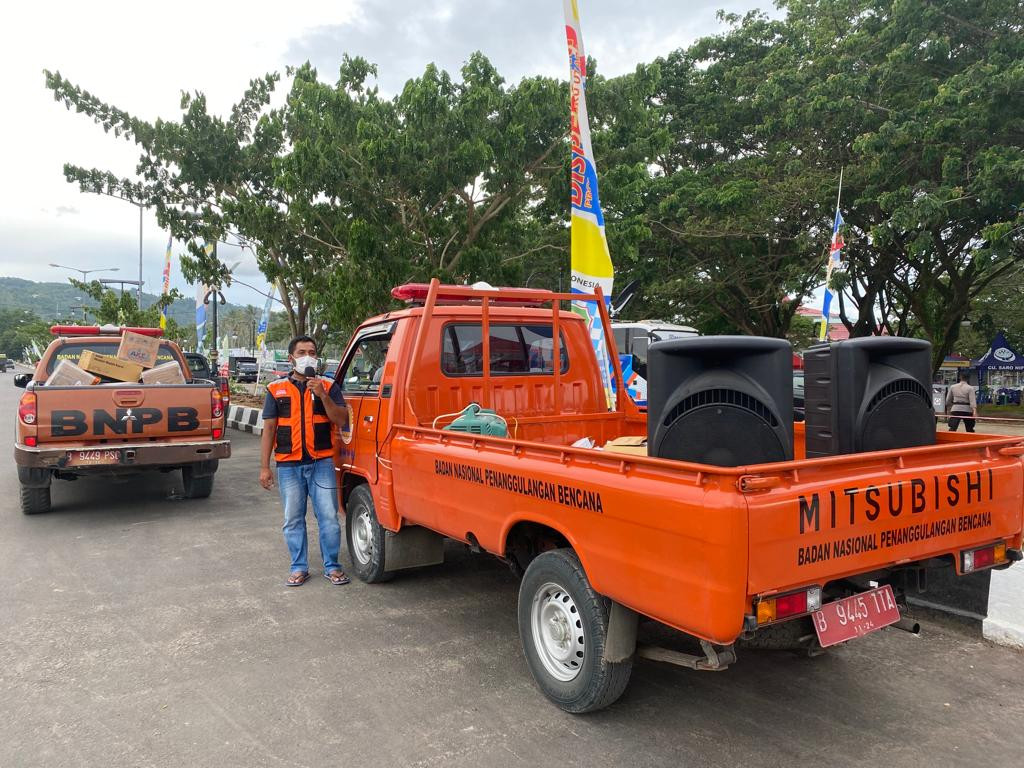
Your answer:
[18,392,37,425]
[962,542,1007,573]
[218,376,230,408]
[211,388,224,419]
[212,427,223,440]
[19,392,38,448]
[756,586,822,625]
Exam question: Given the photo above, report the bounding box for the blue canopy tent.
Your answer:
[972,331,1024,404]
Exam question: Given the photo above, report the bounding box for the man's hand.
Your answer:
[309,377,327,399]
[260,467,275,490]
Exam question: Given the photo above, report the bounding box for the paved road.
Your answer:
[2,380,1023,768]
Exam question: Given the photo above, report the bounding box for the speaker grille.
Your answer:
[866,379,931,413]
[662,388,780,429]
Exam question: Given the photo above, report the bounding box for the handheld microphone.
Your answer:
[304,366,317,403]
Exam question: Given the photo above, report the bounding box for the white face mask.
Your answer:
[293,355,318,375]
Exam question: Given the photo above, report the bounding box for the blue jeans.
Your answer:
[277,458,341,574]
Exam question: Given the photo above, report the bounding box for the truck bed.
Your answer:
[385,420,1024,644]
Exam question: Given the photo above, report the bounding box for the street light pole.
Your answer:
[138,204,143,308]
[49,263,119,281]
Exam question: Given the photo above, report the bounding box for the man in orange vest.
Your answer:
[260,335,350,586]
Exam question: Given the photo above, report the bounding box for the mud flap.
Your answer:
[383,525,445,572]
[603,602,639,663]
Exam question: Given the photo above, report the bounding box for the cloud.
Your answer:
[286,0,761,92]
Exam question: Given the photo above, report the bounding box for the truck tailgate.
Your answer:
[744,438,1024,595]
[34,384,216,443]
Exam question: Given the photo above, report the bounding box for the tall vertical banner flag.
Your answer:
[255,287,274,356]
[194,242,215,354]
[819,170,845,341]
[159,235,172,330]
[564,0,615,408]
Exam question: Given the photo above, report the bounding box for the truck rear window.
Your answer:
[441,323,569,376]
[47,342,181,374]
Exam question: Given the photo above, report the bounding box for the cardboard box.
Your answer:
[117,331,161,369]
[78,350,143,383]
[45,359,100,387]
[140,360,187,385]
[603,435,648,456]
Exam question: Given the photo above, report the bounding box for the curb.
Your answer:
[984,566,1024,649]
[227,405,263,435]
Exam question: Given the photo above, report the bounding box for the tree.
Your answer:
[0,309,50,360]
[768,0,1024,369]
[69,280,184,342]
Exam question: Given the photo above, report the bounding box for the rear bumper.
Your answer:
[13,439,231,470]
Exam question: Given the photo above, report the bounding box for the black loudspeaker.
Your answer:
[804,337,934,458]
[647,337,794,467]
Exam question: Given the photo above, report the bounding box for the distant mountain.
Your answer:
[0,277,253,325]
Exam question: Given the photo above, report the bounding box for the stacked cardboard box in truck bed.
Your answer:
[117,331,161,369]
[78,350,144,383]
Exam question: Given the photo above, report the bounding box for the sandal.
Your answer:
[286,571,310,587]
[325,570,350,586]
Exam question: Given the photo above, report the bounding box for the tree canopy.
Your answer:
[44,0,1024,367]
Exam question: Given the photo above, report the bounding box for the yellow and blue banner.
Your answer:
[194,242,215,353]
[564,0,615,408]
[159,235,172,330]
[819,172,845,341]
[255,286,274,353]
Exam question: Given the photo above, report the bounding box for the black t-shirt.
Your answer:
[263,376,345,465]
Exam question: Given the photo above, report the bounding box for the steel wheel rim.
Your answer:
[352,507,374,565]
[530,581,585,682]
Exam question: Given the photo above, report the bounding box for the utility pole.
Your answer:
[203,242,226,374]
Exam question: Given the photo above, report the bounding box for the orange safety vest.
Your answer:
[267,377,334,461]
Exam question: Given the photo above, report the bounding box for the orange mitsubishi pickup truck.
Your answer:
[330,279,1024,712]
[14,326,230,514]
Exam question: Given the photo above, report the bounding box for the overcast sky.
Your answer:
[1,0,762,308]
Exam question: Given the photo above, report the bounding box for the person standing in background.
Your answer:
[946,370,978,433]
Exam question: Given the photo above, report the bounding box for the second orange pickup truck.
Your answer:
[326,280,1023,712]
[14,326,230,514]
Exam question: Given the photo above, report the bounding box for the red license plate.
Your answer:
[66,449,122,467]
[812,585,901,648]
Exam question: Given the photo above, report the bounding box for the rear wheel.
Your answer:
[518,549,632,713]
[181,466,215,499]
[20,485,51,515]
[345,485,392,583]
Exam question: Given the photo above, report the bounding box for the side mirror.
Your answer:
[13,373,32,388]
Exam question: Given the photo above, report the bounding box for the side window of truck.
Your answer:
[441,323,569,376]
[341,335,392,394]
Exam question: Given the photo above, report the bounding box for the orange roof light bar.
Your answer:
[391,282,600,306]
[50,325,164,337]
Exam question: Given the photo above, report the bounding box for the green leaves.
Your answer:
[42,2,1024,359]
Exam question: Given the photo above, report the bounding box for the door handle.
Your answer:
[364,415,374,423]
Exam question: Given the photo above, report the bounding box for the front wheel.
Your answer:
[518,549,632,713]
[345,485,393,583]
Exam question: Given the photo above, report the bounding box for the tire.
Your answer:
[345,485,393,583]
[182,466,215,499]
[20,485,51,515]
[518,549,633,713]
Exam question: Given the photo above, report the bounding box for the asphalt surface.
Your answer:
[2,376,1024,768]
